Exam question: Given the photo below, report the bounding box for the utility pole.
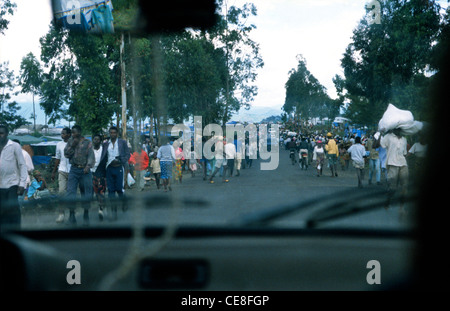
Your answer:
[120,32,127,140]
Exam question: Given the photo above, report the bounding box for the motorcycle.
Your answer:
[299,149,308,170]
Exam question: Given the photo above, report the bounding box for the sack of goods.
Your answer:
[378,104,423,136]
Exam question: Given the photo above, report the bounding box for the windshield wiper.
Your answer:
[232,187,405,227]
[305,191,416,228]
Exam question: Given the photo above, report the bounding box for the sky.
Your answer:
[0,0,448,125]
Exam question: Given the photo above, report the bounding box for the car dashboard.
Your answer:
[1,226,416,291]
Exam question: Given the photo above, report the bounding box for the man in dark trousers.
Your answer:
[0,124,28,231]
[97,126,130,219]
[64,125,95,225]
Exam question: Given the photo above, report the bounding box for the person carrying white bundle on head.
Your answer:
[373,104,418,219]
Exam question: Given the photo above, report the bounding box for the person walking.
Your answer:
[245,139,255,168]
[234,137,244,176]
[187,146,199,177]
[0,124,28,231]
[347,136,367,188]
[91,134,107,220]
[366,133,381,185]
[339,143,350,171]
[209,138,230,183]
[51,127,71,223]
[149,152,161,189]
[98,126,130,219]
[224,137,236,178]
[378,145,388,184]
[129,147,150,191]
[157,137,176,192]
[64,125,95,225]
[298,137,309,170]
[325,132,339,177]
[173,142,184,184]
[11,139,34,205]
[199,136,210,180]
[375,128,409,217]
[312,140,325,177]
[209,154,227,183]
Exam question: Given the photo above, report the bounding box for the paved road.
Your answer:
[21,148,415,230]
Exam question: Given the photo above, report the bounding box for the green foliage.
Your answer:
[283,55,339,122]
[0,0,16,35]
[0,62,29,130]
[18,52,43,130]
[38,23,119,134]
[31,1,263,135]
[337,0,442,126]
[0,101,30,130]
[210,0,264,125]
[111,0,139,31]
[161,31,228,125]
[39,23,76,126]
[431,6,450,71]
[18,52,43,95]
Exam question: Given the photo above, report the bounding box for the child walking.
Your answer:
[150,152,161,189]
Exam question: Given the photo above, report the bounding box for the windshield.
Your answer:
[0,0,448,234]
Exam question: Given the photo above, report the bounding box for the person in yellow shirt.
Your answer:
[325,132,339,177]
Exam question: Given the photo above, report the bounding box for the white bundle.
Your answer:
[378,104,423,136]
[397,120,424,136]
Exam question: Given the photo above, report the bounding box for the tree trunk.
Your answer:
[149,113,154,145]
[32,93,36,133]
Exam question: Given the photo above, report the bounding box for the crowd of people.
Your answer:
[0,123,261,228]
[281,128,427,217]
[0,122,428,229]
[282,130,426,180]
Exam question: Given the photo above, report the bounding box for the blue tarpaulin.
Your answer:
[32,156,52,166]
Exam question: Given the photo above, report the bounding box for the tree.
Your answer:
[34,1,264,137]
[283,55,335,123]
[65,32,117,134]
[0,0,29,131]
[337,0,442,127]
[0,0,16,35]
[210,0,264,126]
[39,22,119,134]
[18,52,43,132]
[0,62,29,130]
[39,23,76,126]
[161,31,228,126]
[431,6,450,71]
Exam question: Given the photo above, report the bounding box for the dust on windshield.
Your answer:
[1,0,447,232]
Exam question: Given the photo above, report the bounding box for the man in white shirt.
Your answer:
[91,133,106,220]
[97,126,131,219]
[0,124,28,231]
[224,137,236,177]
[375,128,408,215]
[209,138,235,183]
[11,139,34,189]
[11,139,34,209]
[347,136,367,188]
[51,127,72,223]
